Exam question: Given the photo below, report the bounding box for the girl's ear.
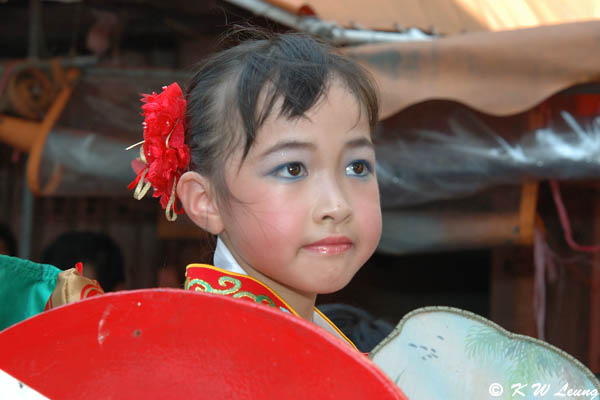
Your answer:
[177,171,224,235]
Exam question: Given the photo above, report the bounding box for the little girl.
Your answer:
[130,30,381,349]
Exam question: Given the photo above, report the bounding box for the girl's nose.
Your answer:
[312,178,352,224]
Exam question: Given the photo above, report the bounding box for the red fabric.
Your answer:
[43,296,53,311]
[185,264,294,314]
[574,94,600,117]
[79,282,104,300]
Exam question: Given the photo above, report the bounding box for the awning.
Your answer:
[345,21,600,118]
[228,1,600,116]
[264,0,600,34]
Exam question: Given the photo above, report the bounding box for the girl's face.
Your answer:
[220,80,381,296]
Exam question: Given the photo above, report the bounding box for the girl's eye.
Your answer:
[272,162,307,179]
[346,160,372,177]
[287,163,303,176]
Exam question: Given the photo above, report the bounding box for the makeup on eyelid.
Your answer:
[270,162,307,179]
[261,148,374,179]
[266,160,373,181]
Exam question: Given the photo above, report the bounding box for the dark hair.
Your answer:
[41,231,125,292]
[0,223,17,257]
[185,29,379,205]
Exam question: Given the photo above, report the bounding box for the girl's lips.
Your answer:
[303,236,353,255]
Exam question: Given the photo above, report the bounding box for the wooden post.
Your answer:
[518,182,539,245]
[489,182,538,337]
[490,245,536,337]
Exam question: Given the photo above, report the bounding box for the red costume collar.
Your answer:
[184,264,357,350]
[185,264,295,315]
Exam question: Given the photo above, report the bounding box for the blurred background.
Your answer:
[1,0,599,368]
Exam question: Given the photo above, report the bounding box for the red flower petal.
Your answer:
[129,82,189,215]
[131,158,146,175]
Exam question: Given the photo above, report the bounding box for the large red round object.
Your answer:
[0,289,407,399]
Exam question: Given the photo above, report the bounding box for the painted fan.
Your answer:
[0,289,407,399]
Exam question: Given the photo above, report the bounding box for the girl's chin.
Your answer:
[312,276,356,295]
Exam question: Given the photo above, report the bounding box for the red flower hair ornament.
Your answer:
[127,82,190,221]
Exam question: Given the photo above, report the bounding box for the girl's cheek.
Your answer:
[247,191,307,237]
[354,184,382,245]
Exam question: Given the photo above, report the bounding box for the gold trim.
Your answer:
[185,263,359,349]
[133,168,151,200]
[165,180,178,221]
[314,307,358,351]
[125,140,144,151]
[186,264,300,317]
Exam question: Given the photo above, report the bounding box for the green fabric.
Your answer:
[0,254,60,331]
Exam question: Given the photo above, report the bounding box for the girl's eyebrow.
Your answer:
[259,140,316,158]
[345,137,374,150]
[259,137,373,159]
